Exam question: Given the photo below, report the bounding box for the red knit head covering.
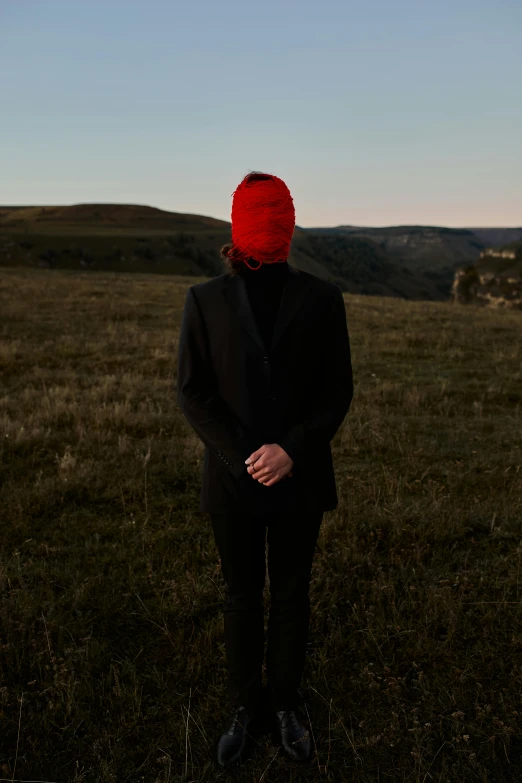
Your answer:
[228,172,295,271]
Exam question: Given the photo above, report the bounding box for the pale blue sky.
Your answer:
[1,0,521,227]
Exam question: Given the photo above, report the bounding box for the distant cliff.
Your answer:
[301,224,485,272]
[451,242,522,309]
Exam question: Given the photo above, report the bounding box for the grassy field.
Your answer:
[0,266,521,782]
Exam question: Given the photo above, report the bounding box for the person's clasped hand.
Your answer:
[245,443,294,486]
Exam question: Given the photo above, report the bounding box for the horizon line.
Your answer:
[0,202,520,231]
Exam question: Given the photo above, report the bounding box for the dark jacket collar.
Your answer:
[222,263,311,354]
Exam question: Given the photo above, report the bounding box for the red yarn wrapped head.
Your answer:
[229,172,295,271]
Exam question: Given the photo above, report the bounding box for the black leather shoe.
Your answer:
[274,709,311,761]
[217,706,255,768]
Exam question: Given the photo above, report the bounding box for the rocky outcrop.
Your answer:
[451,242,522,309]
[480,248,517,260]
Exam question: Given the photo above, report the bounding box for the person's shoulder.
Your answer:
[187,274,228,303]
[190,273,228,293]
[299,269,343,299]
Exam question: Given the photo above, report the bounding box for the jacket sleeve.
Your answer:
[176,285,258,480]
[277,285,353,464]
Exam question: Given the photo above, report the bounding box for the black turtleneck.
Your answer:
[242,260,289,352]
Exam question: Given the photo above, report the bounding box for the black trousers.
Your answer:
[209,507,324,715]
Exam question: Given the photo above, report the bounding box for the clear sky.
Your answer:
[1,0,521,228]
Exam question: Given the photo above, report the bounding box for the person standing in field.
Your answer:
[176,171,354,768]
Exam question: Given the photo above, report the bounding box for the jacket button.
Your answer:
[263,356,269,363]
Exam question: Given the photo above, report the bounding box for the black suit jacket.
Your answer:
[176,264,354,514]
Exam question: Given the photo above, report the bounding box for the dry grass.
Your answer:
[0,266,521,782]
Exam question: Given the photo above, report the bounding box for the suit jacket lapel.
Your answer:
[222,264,311,354]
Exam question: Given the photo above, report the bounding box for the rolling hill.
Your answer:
[1,203,520,303]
